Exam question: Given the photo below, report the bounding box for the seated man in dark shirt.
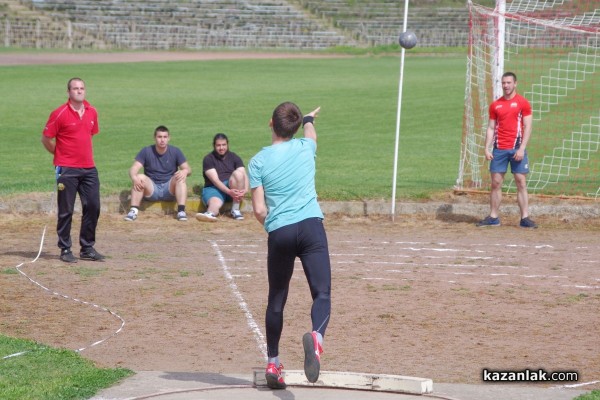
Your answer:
[196,133,248,222]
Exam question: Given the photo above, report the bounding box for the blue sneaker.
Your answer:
[476,216,500,227]
[520,217,538,228]
[124,208,138,221]
[230,209,244,220]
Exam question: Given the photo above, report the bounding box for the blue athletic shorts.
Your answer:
[202,179,232,205]
[490,148,529,174]
[144,179,175,201]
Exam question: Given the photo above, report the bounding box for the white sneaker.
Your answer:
[195,211,217,222]
[177,211,188,221]
[124,209,138,221]
[230,209,244,220]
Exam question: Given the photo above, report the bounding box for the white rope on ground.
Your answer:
[2,224,50,360]
[210,240,268,361]
[119,385,461,400]
[126,384,254,400]
[552,380,600,389]
[2,351,31,360]
[16,225,126,353]
[3,222,125,360]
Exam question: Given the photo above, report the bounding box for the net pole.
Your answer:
[391,0,410,221]
[493,0,506,99]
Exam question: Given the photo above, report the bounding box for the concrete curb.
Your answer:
[1,195,598,220]
[90,371,589,400]
[253,369,433,394]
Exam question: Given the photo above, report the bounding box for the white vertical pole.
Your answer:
[67,20,73,50]
[5,17,11,47]
[391,0,411,221]
[493,0,506,99]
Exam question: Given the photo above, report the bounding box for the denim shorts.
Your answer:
[490,148,529,174]
[202,180,231,205]
[144,179,175,201]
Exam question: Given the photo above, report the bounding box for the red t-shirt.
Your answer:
[43,100,99,168]
[488,93,532,150]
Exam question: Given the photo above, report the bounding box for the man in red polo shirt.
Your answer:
[477,72,537,228]
[41,77,106,262]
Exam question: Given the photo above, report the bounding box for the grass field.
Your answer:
[0,336,132,400]
[0,52,467,200]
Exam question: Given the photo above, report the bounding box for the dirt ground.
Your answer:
[0,51,347,66]
[1,210,599,390]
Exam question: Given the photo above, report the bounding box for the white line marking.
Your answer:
[210,240,267,361]
[337,239,562,251]
[362,277,394,281]
[6,225,125,360]
[552,380,600,389]
[373,261,522,269]
[403,247,486,253]
[2,351,30,360]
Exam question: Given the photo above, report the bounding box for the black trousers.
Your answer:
[265,217,331,358]
[56,167,101,251]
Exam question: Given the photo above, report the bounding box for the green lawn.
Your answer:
[575,391,600,400]
[0,53,467,200]
[0,335,132,400]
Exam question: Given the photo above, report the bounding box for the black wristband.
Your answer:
[302,115,314,127]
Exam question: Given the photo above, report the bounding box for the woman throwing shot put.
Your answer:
[249,102,331,389]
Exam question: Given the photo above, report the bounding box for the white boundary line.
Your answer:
[210,240,268,361]
[332,238,599,288]
[3,224,125,360]
[225,237,599,288]
[212,237,598,389]
[551,380,600,389]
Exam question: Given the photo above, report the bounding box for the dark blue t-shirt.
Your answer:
[135,145,187,184]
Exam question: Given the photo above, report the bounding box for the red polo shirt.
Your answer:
[43,100,99,168]
[489,93,532,150]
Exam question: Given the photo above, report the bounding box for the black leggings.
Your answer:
[265,217,331,358]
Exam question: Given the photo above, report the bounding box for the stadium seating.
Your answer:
[17,0,353,49]
[2,0,473,50]
[301,0,470,47]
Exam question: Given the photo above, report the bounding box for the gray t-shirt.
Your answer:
[135,145,187,184]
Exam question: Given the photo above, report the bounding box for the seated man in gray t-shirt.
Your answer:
[124,125,192,221]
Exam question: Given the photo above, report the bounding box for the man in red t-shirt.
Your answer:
[41,77,106,262]
[477,72,537,228]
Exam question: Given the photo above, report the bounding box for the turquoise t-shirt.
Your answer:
[249,138,323,233]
